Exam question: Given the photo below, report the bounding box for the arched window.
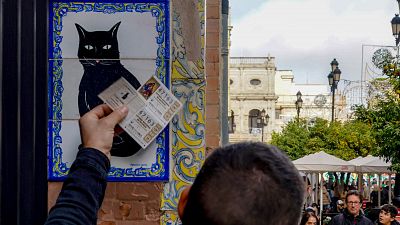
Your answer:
[248,109,260,133]
[228,110,235,133]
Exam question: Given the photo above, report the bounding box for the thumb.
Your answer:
[104,106,129,126]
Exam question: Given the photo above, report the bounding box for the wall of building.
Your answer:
[229,57,278,142]
[229,56,346,143]
[47,1,222,225]
[274,70,334,132]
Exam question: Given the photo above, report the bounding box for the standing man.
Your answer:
[329,190,374,225]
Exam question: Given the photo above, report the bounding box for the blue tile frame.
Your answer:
[48,0,171,181]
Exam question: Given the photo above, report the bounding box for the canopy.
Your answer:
[353,155,392,173]
[293,151,356,172]
[348,156,368,166]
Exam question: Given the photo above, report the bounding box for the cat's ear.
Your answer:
[75,23,87,39]
[109,21,121,38]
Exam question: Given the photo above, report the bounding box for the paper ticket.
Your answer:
[98,76,182,149]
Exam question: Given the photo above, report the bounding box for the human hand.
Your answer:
[79,104,128,159]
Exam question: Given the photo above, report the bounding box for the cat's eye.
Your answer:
[103,45,112,50]
[84,45,94,50]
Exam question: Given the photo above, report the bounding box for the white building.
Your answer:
[229,56,345,143]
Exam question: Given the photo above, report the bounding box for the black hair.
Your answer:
[181,142,305,225]
[299,212,319,225]
[346,190,362,203]
[380,204,398,218]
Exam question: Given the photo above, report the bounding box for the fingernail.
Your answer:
[120,106,128,114]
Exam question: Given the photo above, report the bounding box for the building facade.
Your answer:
[229,56,346,143]
[229,56,278,142]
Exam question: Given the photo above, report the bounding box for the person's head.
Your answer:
[337,200,344,211]
[178,142,305,225]
[305,207,316,214]
[345,190,362,216]
[379,204,398,225]
[299,212,319,225]
[311,203,319,213]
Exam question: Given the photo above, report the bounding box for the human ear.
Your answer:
[178,185,191,219]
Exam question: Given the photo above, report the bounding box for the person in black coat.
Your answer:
[329,190,374,225]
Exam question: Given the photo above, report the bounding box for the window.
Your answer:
[228,110,235,133]
[275,109,281,119]
[250,79,261,86]
[248,109,260,133]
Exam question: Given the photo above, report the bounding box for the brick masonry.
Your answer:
[205,0,221,151]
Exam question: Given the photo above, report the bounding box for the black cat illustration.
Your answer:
[76,21,142,157]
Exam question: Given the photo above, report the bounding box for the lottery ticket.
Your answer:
[98,76,182,148]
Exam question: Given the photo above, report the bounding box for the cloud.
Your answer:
[230,0,397,83]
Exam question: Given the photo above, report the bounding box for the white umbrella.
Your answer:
[293,151,356,172]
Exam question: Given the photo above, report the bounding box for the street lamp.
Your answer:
[392,0,400,46]
[257,109,269,142]
[328,58,341,122]
[391,14,400,46]
[392,9,400,69]
[296,91,302,101]
[295,91,303,122]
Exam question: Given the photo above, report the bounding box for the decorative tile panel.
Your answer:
[170,1,205,80]
[160,0,206,218]
[161,212,182,225]
[48,0,171,181]
[161,79,206,210]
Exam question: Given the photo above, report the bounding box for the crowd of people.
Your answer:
[303,173,400,225]
[302,191,399,225]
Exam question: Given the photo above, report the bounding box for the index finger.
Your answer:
[87,104,113,119]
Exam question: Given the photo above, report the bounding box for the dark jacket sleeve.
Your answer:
[44,147,110,225]
[328,214,341,225]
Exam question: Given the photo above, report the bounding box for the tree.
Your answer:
[371,48,400,96]
[354,98,400,172]
[353,47,400,206]
[270,119,310,160]
[270,118,377,160]
[355,48,400,172]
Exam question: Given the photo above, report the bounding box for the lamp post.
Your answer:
[390,0,400,207]
[257,109,270,142]
[295,91,303,123]
[327,59,341,122]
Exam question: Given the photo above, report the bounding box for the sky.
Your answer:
[229,0,399,84]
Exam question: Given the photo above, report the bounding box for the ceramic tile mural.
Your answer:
[160,0,205,223]
[161,79,205,210]
[48,0,171,181]
[171,2,205,80]
[161,212,181,225]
